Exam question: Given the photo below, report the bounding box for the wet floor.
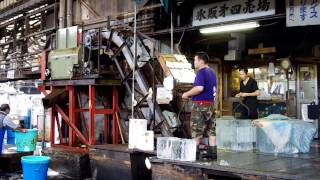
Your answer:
[2,142,320,179]
[151,141,320,180]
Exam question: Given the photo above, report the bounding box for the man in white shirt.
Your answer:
[0,104,27,155]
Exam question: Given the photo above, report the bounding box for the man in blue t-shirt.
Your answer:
[182,52,217,159]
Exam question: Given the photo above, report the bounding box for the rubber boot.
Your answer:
[196,146,200,160]
[196,145,207,160]
[206,146,217,159]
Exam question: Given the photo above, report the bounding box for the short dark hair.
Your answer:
[195,52,209,64]
[239,68,248,74]
[0,104,10,111]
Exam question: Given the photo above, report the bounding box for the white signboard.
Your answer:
[286,0,320,27]
[192,0,275,27]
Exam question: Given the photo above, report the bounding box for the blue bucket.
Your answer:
[21,155,50,180]
[7,129,15,144]
[15,129,38,152]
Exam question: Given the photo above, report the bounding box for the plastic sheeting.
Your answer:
[254,116,316,154]
[264,114,290,121]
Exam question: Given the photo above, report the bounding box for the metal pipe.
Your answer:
[42,110,46,150]
[170,6,173,54]
[131,2,137,119]
[152,58,156,129]
[81,22,85,64]
[59,0,66,28]
[66,0,72,27]
[98,28,101,74]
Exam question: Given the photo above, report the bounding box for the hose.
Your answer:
[177,100,187,122]
[232,97,250,118]
[176,100,189,138]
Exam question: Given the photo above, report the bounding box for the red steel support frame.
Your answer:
[112,87,119,144]
[40,51,46,81]
[67,86,76,146]
[38,84,119,152]
[50,86,55,145]
[89,85,95,145]
[104,114,109,143]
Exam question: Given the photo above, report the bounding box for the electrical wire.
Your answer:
[177,28,186,45]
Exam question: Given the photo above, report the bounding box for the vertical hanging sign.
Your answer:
[286,0,320,26]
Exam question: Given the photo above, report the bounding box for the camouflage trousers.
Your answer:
[190,102,216,138]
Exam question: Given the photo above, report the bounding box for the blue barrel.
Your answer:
[22,109,32,129]
[15,129,38,152]
[7,129,15,144]
[21,155,50,180]
[0,128,5,155]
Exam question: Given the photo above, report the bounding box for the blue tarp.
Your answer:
[254,115,316,154]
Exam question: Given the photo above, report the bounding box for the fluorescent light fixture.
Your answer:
[200,22,260,34]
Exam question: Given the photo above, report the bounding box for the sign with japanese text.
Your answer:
[286,0,320,27]
[192,0,275,27]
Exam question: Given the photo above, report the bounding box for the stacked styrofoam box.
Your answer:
[156,87,173,104]
[128,119,154,151]
[165,55,195,84]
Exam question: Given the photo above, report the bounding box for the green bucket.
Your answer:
[16,129,38,152]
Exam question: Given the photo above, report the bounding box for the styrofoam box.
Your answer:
[128,119,147,149]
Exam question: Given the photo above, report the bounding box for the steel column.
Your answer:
[51,104,56,145]
[112,87,119,144]
[40,51,46,80]
[67,86,76,146]
[50,86,55,145]
[104,115,109,143]
[89,85,95,145]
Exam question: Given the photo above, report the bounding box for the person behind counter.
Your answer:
[0,104,27,155]
[235,68,260,119]
[182,51,217,159]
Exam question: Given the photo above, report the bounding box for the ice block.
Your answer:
[216,117,256,152]
[157,137,196,161]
